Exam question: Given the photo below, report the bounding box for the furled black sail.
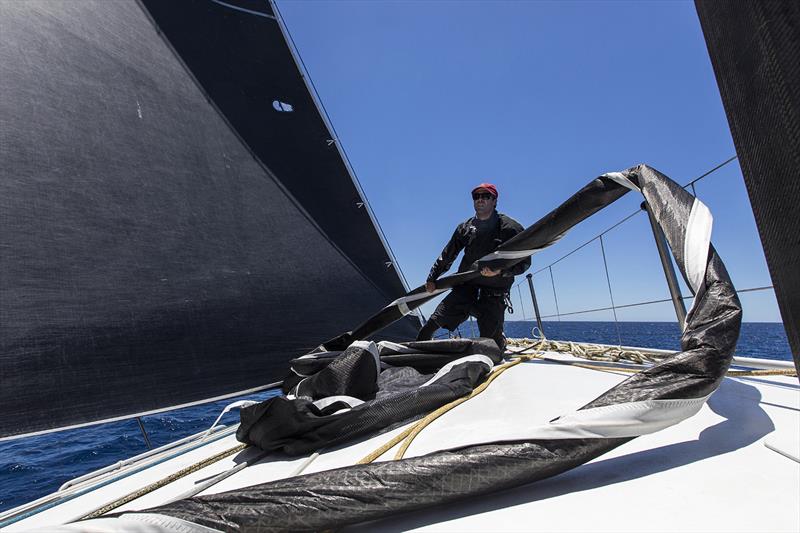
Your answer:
[695,0,800,372]
[0,0,417,441]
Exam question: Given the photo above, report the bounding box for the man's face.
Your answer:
[472,190,497,215]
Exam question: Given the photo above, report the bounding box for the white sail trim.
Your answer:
[312,395,365,410]
[405,392,710,457]
[684,198,713,294]
[420,355,495,388]
[479,248,541,261]
[602,171,641,192]
[377,340,417,354]
[478,230,568,263]
[349,340,380,381]
[389,288,448,316]
[201,400,258,441]
[538,395,710,438]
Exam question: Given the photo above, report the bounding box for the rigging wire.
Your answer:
[549,266,561,321]
[520,156,741,325]
[533,209,642,276]
[532,156,738,276]
[532,285,774,320]
[516,284,528,320]
[599,235,623,346]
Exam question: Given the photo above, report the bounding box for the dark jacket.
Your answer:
[426,211,530,290]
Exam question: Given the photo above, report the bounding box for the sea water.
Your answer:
[0,321,793,513]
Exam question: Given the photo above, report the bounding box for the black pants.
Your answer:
[416,285,507,348]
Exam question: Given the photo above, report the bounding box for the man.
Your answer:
[416,183,530,349]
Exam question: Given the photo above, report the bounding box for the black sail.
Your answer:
[0,0,417,440]
[695,0,800,371]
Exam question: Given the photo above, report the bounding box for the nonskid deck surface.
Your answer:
[6,352,799,532]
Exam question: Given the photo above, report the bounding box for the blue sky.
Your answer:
[277,0,779,323]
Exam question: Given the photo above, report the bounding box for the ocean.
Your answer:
[0,320,793,514]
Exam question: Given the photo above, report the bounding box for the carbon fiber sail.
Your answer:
[695,0,800,371]
[0,0,417,441]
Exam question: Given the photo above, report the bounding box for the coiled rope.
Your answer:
[508,337,662,364]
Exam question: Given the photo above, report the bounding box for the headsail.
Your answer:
[695,0,800,372]
[0,0,417,441]
[138,164,744,531]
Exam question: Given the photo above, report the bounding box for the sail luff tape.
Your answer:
[403,394,712,457]
[377,340,417,354]
[390,288,448,316]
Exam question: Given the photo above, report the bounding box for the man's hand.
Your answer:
[425,281,436,293]
[480,267,501,277]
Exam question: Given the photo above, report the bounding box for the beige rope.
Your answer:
[727,368,797,377]
[508,337,663,364]
[81,443,248,519]
[509,338,796,377]
[358,355,536,464]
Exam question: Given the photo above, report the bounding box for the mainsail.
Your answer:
[0,0,418,441]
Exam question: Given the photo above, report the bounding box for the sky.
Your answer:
[276,0,780,323]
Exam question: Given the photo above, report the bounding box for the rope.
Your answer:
[80,443,247,520]
[508,338,662,364]
[357,355,536,464]
[507,338,797,377]
[727,368,797,377]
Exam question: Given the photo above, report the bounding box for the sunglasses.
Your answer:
[472,193,494,200]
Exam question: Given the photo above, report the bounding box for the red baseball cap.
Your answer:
[471,183,498,198]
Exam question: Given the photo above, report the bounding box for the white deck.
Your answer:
[5,353,798,532]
